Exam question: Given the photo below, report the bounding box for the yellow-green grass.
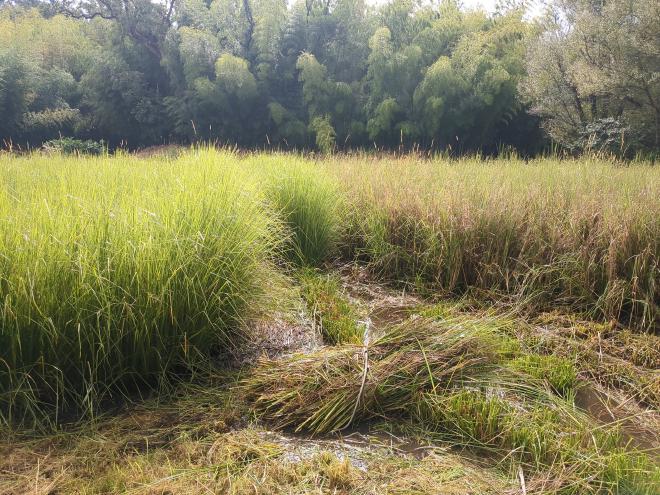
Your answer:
[1,149,658,427]
[0,150,285,426]
[298,268,364,345]
[257,156,344,266]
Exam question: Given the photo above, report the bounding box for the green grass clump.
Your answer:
[508,354,578,399]
[0,149,283,426]
[259,157,344,266]
[415,391,658,494]
[299,269,363,345]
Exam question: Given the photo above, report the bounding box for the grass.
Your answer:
[298,268,364,345]
[257,155,344,266]
[0,149,284,426]
[243,317,659,494]
[329,155,659,330]
[0,148,658,492]
[1,374,511,495]
[507,354,578,399]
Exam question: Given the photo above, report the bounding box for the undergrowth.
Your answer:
[298,268,363,345]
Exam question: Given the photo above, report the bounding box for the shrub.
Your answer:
[42,137,105,155]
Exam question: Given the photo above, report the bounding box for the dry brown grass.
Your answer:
[0,388,509,495]
[325,155,659,330]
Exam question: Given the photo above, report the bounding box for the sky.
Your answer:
[366,0,546,17]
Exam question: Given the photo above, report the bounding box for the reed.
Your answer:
[327,155,659,330]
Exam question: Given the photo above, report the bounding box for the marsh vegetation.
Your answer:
[0,149,658,493]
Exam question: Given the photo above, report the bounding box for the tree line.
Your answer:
[0,0,658,156]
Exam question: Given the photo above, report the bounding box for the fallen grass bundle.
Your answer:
[243,318,500,434]
[243,318,658,493]
[0,150,284,426]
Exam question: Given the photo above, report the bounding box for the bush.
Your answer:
[43,137,105,155]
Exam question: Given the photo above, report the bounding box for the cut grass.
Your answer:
[0,377,510,495]
[243,317,659,493]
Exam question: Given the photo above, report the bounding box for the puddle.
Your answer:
[575,385,660,453]
[256,425,438,471]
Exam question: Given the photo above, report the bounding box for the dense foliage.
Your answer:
[0,0,658,155]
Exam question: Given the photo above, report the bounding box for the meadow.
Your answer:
[1,149,658,494]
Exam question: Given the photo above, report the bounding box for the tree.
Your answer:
[296,52,361,148]
[522,0,660,155]
[53,0,176,59]
[310,115,335,153]
[0,9,98,145]
[0,50,30,142]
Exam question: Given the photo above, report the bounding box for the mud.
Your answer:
[575,384,660,453]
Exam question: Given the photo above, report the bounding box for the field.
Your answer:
[1,149,658,494]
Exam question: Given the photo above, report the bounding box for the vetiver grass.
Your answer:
[255,155,344,266]
[325,155,659,331]
[298,268,363,345]
[0,149,284,426]
[1,149,658,428]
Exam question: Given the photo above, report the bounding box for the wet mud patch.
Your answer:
[575,383,660,453]
[238,313,321,366]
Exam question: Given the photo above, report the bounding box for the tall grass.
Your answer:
[254,155,344,266]
[0,150,283,425]
[328,155,659,330]
[1,149,657,425]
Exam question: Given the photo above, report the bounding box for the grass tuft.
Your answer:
[508,354,578,399]
[298,268,363,345]
[0,149,285,426]
[259,156,344,266]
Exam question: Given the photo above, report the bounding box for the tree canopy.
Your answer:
[0,0,657,156]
